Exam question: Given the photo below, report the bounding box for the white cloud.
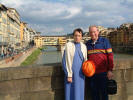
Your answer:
[83,27,89,32]
[1,0,23,8]
[52,27,64,33]
[125,0,133,3]
[1,0,133,35]
[62,7,82,19]
[29,23,64,35]
[85,11,106,17]
[70,24,75,27]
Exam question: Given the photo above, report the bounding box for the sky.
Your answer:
[1,0,133,35]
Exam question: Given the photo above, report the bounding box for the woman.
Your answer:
[62,28,87,100]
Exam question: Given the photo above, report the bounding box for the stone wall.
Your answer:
[0,63,64,100]
[0,60,133,100]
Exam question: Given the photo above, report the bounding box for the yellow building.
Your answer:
[34,36,43,48]
[20,22,27,48]
[7,8,21,49]
[0,4,8,55]
[0,3,38,56]
[58,37,67,45]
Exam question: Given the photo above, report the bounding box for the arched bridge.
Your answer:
[34,36,67,49]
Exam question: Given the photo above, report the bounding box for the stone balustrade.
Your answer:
[0,60,133,100]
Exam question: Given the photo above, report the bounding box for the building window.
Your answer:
[3,25,6,33]
[0,35,2,42]
[0,23,1,31]
[2,18,6,24]
[4,37,8,42]
[1,25,3,32]
[0,12,1,17]
[7,25,10,31]
[3,11,6,14]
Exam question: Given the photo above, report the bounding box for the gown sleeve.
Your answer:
[62,50,68,76]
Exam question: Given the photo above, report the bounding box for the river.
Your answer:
[34,46,133,65]
[34,46,62,65]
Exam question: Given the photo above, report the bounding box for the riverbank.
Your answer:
[20,48,41,66]
[0,47,36,68]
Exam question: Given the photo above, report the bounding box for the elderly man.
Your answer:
[86,25,114,100]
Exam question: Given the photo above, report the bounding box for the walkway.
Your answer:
[0,47,36,68]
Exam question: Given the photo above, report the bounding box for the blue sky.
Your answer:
[1,0,133,35]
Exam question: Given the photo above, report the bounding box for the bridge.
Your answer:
[34,36,66,50]
[34,36,91,50]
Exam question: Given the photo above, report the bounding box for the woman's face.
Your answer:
[73,31,82,43]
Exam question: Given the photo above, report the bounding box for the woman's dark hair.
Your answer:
[73,28,83,36]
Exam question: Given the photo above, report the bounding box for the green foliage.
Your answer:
[20,48,41,66]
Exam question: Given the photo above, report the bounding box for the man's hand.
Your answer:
[107,71,113,80]
[67,77,72,83]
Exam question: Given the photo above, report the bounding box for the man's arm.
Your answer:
[105,38,114,79]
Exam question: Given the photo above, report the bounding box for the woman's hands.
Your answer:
[67,77,72,83]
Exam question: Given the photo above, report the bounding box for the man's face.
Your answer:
[89,27,99,41]
[73,31,82,43]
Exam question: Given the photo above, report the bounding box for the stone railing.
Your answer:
[0,63,64,100]
[0,60,133,100]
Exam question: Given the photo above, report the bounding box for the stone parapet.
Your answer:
[0,61,133,100]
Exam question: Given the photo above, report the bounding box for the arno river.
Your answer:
[34,46,133,65]
[34,46,62,65]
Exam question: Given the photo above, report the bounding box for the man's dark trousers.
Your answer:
[89,72,108,100]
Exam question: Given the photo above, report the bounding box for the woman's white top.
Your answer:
[63,42,87,77]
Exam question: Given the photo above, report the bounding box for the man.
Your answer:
[86,25,114,100]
